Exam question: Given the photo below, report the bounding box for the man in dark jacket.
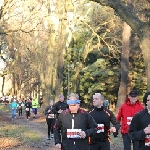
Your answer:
[88,93,120,150]
[116,90,144,150]
[54,93,97,150]
[52,95,68,118]
[129,91,150,150]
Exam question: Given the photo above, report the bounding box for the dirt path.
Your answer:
[1,107,123,150]
[1,108,56,150]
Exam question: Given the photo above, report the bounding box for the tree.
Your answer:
[90,0,150,91]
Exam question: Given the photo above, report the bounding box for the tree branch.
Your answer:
[90,0,144,37]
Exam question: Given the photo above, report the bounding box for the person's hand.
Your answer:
[55,143,61,149]
[79,131,86,139]
[110,127,116,132]
[144,125,150,134]
[48,110,51,113]
[58,109,63,114]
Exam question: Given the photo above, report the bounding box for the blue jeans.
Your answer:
[122,133,139,150]
[11,109,16,119]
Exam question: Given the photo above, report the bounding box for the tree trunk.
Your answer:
[116,22,131,112]
[140,26,150,91]
[1,76,5,96]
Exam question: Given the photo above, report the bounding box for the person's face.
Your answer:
[147,95,150,109]
[49,101,53,106]
[129,96,138,104]
[59,96,64,102]
[93,95,103,108]
[68,96,80,113]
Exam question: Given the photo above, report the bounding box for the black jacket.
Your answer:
[45,105,55,119]
[52,101,68,118]
[129,108,150,150]
[88,106,120,144]
[54,108,97,150]
[25,101,32,109]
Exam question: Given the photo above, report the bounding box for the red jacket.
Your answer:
[116,98,144,134]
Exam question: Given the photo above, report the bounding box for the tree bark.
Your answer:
[116,22,131,112]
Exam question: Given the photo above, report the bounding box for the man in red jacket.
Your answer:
[116,90,144,150]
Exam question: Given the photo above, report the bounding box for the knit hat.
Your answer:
[143,91,150,106]
[129,90,138,97]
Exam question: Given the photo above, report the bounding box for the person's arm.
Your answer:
[84,112,97,137]
[54,114,62,145]
[109,110,120,137]
[52,103,59,114]
[45,106,50,115]
[128,112,146,141]
[116,106,122,123]
[110,110,120,130]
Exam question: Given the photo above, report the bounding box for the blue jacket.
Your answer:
[10,102,17,109]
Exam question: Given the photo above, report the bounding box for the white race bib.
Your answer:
[67,129,81,139]
[97,124,104,133]
[48,115,54,118]
[26,108,29,111]
[145,135,150,146]
[127,117,133,125]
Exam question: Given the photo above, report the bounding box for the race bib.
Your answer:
[67,129,81,139]
[26,108,29,111]
[97,124,104,133]
[127,117,133,125]
[48,115,54,118]
[145,135,150,146]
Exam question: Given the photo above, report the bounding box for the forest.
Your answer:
[0,0,150,110]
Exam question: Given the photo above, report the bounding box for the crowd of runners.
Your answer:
[1,90,150,150]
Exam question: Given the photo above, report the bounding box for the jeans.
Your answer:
[11,109,16,119]
[122,133,139,150]
[32,108,37,115]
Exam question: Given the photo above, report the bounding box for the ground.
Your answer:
[0,105,124,150]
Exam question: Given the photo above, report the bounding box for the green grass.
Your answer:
[0,105,41,148]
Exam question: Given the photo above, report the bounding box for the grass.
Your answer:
[0,104,41,149]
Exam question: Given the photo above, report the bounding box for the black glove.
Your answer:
[113,130,118,137]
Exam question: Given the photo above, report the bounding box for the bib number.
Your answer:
[97,124,104,133]
[26,108,29,111]
[127,117,133,125]
[67,129,81,139]
[145,135,150,146]
[48,115,54,118]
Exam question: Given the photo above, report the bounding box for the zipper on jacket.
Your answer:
[72,114,76,149]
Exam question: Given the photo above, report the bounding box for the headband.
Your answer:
[67,100,80,105]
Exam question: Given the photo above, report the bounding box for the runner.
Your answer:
[10,99,18,120]
[25,98,32,121]
[54,93,97,150]
[45,100,55,140]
